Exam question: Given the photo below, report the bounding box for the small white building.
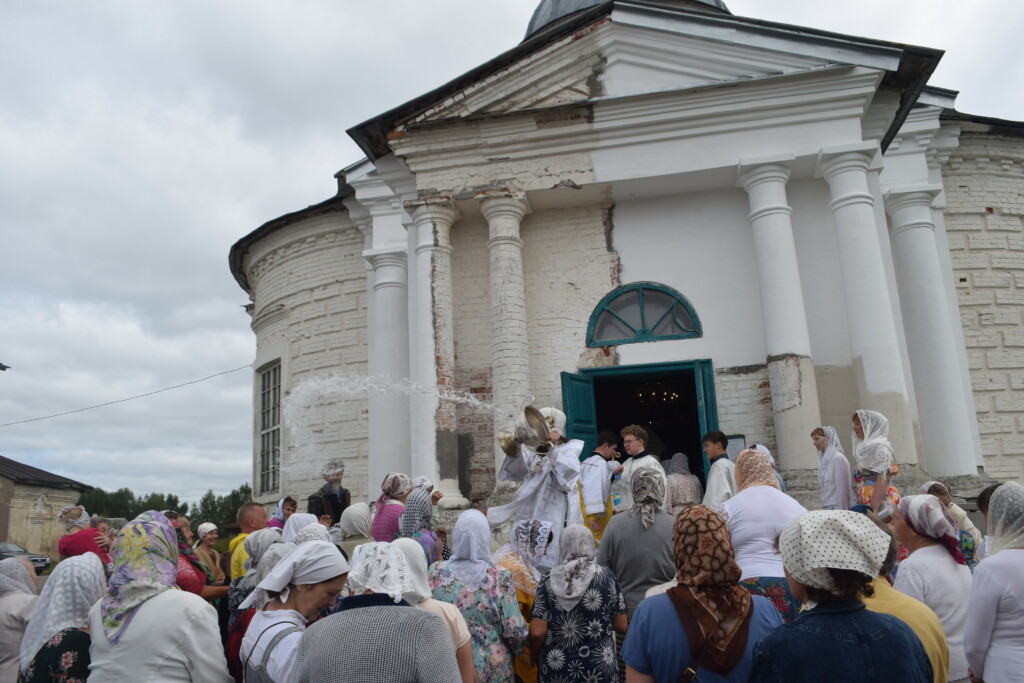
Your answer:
[230,0,1022,508]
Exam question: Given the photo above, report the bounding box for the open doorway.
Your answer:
[562,359,718,486]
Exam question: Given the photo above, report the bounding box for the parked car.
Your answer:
[0,541,51,574]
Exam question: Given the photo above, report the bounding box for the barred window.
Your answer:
[259,364,281,494]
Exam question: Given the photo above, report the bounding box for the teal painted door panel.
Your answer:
[561,371,598,457]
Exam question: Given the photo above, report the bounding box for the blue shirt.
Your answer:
[622,593,783,682]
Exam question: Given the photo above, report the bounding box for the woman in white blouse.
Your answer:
[965,482,1024,683]
[0,557,38,681]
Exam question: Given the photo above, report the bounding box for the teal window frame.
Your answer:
[586,282,702,347]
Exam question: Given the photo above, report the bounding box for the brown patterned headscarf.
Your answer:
[735,449,780,491]
[668,505,753,673]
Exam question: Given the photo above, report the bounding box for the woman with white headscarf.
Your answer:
[965,482,1024,683]
[396,487,442,563]
[19,553,105,682]
[336,502,373,560]
[749,510,932,683]
[852,410,902,516]
[530,525,626,682]
[721,449,807,623]
[394,538,476,683]
[228,528,283,628]
[812,426,852,510]
[666,452,703,516]
[239,541,349,683]
[0,557,38,681]
[281,513,320,544]
[193,522,228,587]
[428,510,527,683]
[892,495,973,682]
[918,481,982,567]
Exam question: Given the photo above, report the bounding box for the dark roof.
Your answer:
[941,109,1024,138]
[0,455,92,491]
[525,0,729,39]
[346,0,942,161]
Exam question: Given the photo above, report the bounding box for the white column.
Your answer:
[817,144,917,462]
[738,161,822,470]
[408,200,470,508]
[479,193,532,472]
[363,249,411,494]
[885,187,976,476]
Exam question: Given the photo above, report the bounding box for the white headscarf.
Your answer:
[339,503,372,540]
[294,523,331,546]
[242,542,296,610]
[196,522,217,541]
[57,505,91,531]
[392,538,432,605]
[547,524,597,611]
[817,426,845,490]
[0,557,36,595]
[448,509,493,591]
[19,554,105,673]
[240,541,348,609]
[852,410,895,474]
[753,444,776,467]
[989,482,1024,554]
[780,510,890,593]
[412,476,434,491]
[347,542,415,604]
[282,513,319,543]
[242,528,283,573]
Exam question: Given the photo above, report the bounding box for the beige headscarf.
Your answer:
[735,450,780,491]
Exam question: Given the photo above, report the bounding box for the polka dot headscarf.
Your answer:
[779,510,890,592]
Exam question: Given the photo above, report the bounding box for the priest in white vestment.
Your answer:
[487,407,583,570]
[610,424,666,513]
[579,430,623,542]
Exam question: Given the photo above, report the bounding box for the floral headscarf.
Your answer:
[100,510,178,644]
[671,505,752,672]
[447,509,492,591]
[989,481,1024,554]
[547,524,597,611]
[853,410,895,474]
[397,487,434,538]
[631,467,666,529]
[898,495,966,565]
[19,553,105,673]
[347,542,414,604]
[492,519,553,596]
[376,472,414,511]
[0,557,37,595]
[735,449,781,491]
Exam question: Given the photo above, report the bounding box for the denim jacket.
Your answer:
[749,600,932,683]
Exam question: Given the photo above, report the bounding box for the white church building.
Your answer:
[229,0,1024,509]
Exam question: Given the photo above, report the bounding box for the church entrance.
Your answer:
[561,359,718,485]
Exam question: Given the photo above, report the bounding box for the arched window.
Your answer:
[587,282,702,347]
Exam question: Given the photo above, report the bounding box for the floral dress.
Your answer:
[854,463,902,517]
[532,565,626,682]
[428,562,528,683]
[19,627,91,683]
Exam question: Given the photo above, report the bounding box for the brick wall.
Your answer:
[713,365,776,452]
[246,212,371,501]
[943,131,1024,481]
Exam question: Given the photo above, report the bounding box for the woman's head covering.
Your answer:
[816,426,845,489]
[412,476,434,491]
[735,450,781,491]
[852,410,895,474]
[397,487,434,538]
[491,519,553,596]
[171,518,212,583]
[100,510,178,644]
[376,473,414,511]
[667,453,692,476]
[0,557,37,595]
[898,495,966,565]
[753,444,776,468]
[19,553,105,673]
[270,498,288,523]
[339,502,372,540]
[780,510,891,592]
[547,524,597,611]
[57,505,90,532]
[918,480,950,497]
[242,542,296,610]
[347,542,414,604]
[447,509,493,591]
[243,528,283,572]
[240,541,348,609]
[294,523,332,545]
[540,407,567,437]
[989,481,1024,554]
[282,513,319,543]
[196,522,217,541]
[671,505,752,672]
[392,538,432,605]
[630,467,666,529]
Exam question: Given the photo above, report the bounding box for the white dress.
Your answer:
[720,486,808,580]
[87,588,232,682]
[611,454,666,513]
[240,609,306,683]
[894,544,973,682]
[702,456,737,509]
[488,439,584,569]
[964,549,1024,682]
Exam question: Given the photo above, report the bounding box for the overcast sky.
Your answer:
[2,0,1020,505]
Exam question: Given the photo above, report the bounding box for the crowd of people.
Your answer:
[1,412,1021,682]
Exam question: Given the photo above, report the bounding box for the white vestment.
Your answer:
[488,439,584,570]
[702,456,737,510]
[579,454,617,516]
[610,454,666,513]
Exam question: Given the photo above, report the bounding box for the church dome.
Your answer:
[525,0,731,40]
